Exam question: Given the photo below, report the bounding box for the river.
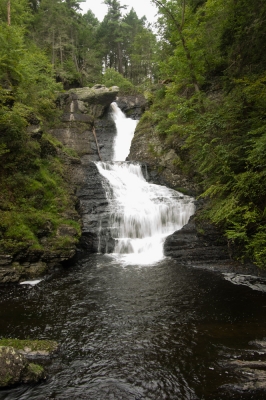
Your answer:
[1,104,266,399]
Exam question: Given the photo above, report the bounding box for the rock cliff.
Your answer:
[116,95,148,120]
[128,117,199,197]
[0,85,119,283]
[51,85,120,254]
[54,85,119,160]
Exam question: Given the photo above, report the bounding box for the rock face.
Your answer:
[53,85,119,161]
[51,86,123,253]
[218,340,266,396]
[128,118,199,196]
[116,95,148,120]
[164,213,231,264]
[0,346,45,387]
[0,86,119,283]
[70,161,115,253]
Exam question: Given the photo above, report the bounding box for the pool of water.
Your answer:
[1,255,266,399]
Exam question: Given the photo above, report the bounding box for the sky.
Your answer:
[80,0,158,25]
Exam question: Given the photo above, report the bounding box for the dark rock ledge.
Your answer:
[164,211,266,276]
[164,214,231,265]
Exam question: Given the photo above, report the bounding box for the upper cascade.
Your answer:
[110,102,138,161]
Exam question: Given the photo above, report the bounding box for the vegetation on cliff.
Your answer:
[1,0,266,268]
[143,0,266,267]
[0,0,156,266]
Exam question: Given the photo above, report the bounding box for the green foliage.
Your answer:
[0,25,25,87]
[0,0,32,26]
[102,68,135,93]
[0,339,58,352]
[149,0,266,267]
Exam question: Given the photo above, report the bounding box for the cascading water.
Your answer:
[2,109,266,400]
[96,102,195,265]
[110,102,138,161]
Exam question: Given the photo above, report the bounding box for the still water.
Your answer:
[1,257,266,399]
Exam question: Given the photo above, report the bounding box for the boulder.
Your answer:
[116,95,148,119]
[0,346,45,388]
[57,85,119,119]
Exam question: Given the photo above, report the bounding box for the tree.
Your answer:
[152,0,201,93]
[146,0,266,266]
[97,2,158,84]
[7,0,10,25]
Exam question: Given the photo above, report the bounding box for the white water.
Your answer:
[96,103,195,265]
[110,103,138,161]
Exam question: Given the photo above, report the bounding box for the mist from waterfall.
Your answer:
[96,102,195,265]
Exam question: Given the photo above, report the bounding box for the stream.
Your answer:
[1,104,266,399]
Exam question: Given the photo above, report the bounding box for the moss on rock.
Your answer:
[0,346,46,388]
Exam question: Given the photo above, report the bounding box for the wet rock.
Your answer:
[164,215,231,264]
[61,113,93,123]
[217,339,266,396]
[51,127,94,157]
[116,95,148,119]
[75,162,115,253]
[0,266,22,283]
[128,118,199,196]
[0,254,12,266]
[0,339,59,360]
[52,88,117,160]
[0,346,45,388]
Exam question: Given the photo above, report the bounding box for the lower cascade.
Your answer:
[95,103,195,265]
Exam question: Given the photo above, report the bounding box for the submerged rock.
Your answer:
[218,339,266,396]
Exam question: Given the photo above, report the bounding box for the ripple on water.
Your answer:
[1,255,266,399]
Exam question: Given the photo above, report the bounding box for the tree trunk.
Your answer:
[52,29,55,66]
[59,36,63,65]
[117,42,123,75]
[7,0,11,26]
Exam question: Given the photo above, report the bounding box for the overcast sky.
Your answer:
[80,0,158,24]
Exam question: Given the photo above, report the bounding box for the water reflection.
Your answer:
[1,256,266,399]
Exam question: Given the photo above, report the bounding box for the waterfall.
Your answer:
[95,102,195,265]
[110,103,138,161]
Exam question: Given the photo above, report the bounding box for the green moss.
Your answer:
[27,363,44,375]
[1,373,12,386]
[196,227,205,235]
[0,339,58,353]
[174,187,190,195]
[0,141,81,256]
